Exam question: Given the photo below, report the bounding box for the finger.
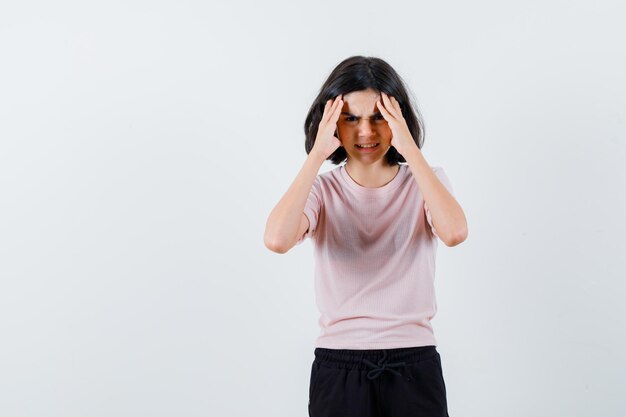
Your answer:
[377,97,394,121]
[322,97,340,124]
[329,96,343,123]
[385,92,402,119]
[381,92,400,119]
[330,94,343,114]
[390,95,403,116]
[321,99,332,123]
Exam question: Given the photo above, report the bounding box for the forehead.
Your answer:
[341,89,381,115]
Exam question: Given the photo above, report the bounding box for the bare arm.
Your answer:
[264,94,344,254]
[376,91,468,247]
[404,146,468,247]
[264,151,326,253]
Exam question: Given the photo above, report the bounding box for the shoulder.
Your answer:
[316,165,343,186]
[306,166,342,199]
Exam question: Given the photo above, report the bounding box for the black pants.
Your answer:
[308,345,449,417]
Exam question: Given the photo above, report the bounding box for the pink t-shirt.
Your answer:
[296,163,454,349]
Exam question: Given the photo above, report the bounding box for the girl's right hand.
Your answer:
[311,95,343,159]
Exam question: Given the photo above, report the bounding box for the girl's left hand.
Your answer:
[377,92,418,157]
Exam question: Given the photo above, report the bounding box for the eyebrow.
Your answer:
[340,111,382,117]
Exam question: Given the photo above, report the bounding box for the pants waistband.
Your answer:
[313,345,438,381]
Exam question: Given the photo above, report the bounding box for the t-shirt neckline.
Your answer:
[339,164,406,195]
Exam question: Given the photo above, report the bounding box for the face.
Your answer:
[336,88,393,163]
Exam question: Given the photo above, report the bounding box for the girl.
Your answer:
[264,56,468,417]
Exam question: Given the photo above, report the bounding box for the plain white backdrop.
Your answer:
[1,1,625,416]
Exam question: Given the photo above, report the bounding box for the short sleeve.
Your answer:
[295,176,323,245]
[424,167,455,238]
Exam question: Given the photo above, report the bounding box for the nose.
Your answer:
[357,118,374,136]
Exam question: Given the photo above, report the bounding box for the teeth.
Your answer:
[357,143,378,148]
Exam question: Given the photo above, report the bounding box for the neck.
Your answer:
[344,161,400,188]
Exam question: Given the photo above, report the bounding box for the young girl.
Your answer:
[264,56,468,417]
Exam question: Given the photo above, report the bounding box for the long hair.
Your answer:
[304,56,425,165]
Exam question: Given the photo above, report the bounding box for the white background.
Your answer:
[1,1,625,416]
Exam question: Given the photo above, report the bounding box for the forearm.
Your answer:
[403,146,468,246]
[264,151,326,251]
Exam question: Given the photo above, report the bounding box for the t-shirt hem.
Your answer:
[313,338,438,350]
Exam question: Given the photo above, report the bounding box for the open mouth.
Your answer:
[355,143,380,149]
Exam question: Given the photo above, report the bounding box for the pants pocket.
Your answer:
[405,353,448,412]
[308,360,320,405]
[434,352,448,396]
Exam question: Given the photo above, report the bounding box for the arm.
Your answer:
[265,94,344,253]
[264,151,326,254]
[404,147,468,247]
[375,91,468,247]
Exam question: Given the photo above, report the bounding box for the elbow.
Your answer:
[264,234,290,254]
[442,224,468,247]
[264,222,290,253]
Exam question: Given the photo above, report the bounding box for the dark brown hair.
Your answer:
[304,55,425,165]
